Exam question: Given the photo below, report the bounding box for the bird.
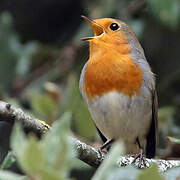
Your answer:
[79,16,158,159]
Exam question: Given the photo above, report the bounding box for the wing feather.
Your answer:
[146,90,158,158]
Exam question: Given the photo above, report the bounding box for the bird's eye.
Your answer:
[109,23,119,31]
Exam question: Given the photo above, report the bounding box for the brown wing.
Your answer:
[146,90,158,158]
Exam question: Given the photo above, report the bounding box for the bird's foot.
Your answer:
[101,139,114,149]
[98,147,108,155]
[98,139,114,155]
[132,149,146,168]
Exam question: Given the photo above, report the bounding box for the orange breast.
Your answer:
[83,46,143,98]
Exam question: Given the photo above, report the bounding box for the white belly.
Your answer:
[86,91,152,152]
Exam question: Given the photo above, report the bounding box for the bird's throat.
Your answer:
[83,42,143,98]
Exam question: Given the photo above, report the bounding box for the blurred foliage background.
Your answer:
[0,0,180,179]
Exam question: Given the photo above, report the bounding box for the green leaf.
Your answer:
[0,12,19,91]
[10,115,73,180]
[21,136,66,180]
[165,167,180,180]
[167,136,180,144]
[10,123,27,163]
[0,152,16,169]
[0,170,27,180]
[158,106,175,123]
[148,0,180,29]
[65,74,96,139]
[92,142,124,180]
[30,92,59,121]
[11,123,47,177]
[41,112,75,177]
[137,164,164,180]
[107,166,140,180]
[34,169,64,180]
[16,42,36,76]
[0,12,36,92]
[20,136,46,175]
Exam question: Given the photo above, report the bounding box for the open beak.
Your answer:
[81,15,105,41]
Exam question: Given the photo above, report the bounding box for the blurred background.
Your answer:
[0,0,180,179]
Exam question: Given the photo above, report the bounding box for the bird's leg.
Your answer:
[132,137,146,166]
[132,148,144,163]
[100,139,114,150]
[98,139,114,154]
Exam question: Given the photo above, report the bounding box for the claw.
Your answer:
[132,149,144,163]
[97,139,114,154]
[132,149,147,168]
[98,147,108,155]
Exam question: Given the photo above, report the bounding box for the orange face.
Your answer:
[81,16,131,48]
[82,16,143,98]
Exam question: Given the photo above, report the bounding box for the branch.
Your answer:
[0,101,50,137]
[0,100,180,172]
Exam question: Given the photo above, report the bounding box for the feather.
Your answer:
[146,90,158,158]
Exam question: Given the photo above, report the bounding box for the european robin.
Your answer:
[80,16,158,158]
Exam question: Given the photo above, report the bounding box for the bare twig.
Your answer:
[0,101,50,137]
[72,137,105,168]
[0,100,180,171]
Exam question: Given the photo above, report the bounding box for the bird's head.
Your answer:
[81,16,136,47]
[81,16,144,58]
